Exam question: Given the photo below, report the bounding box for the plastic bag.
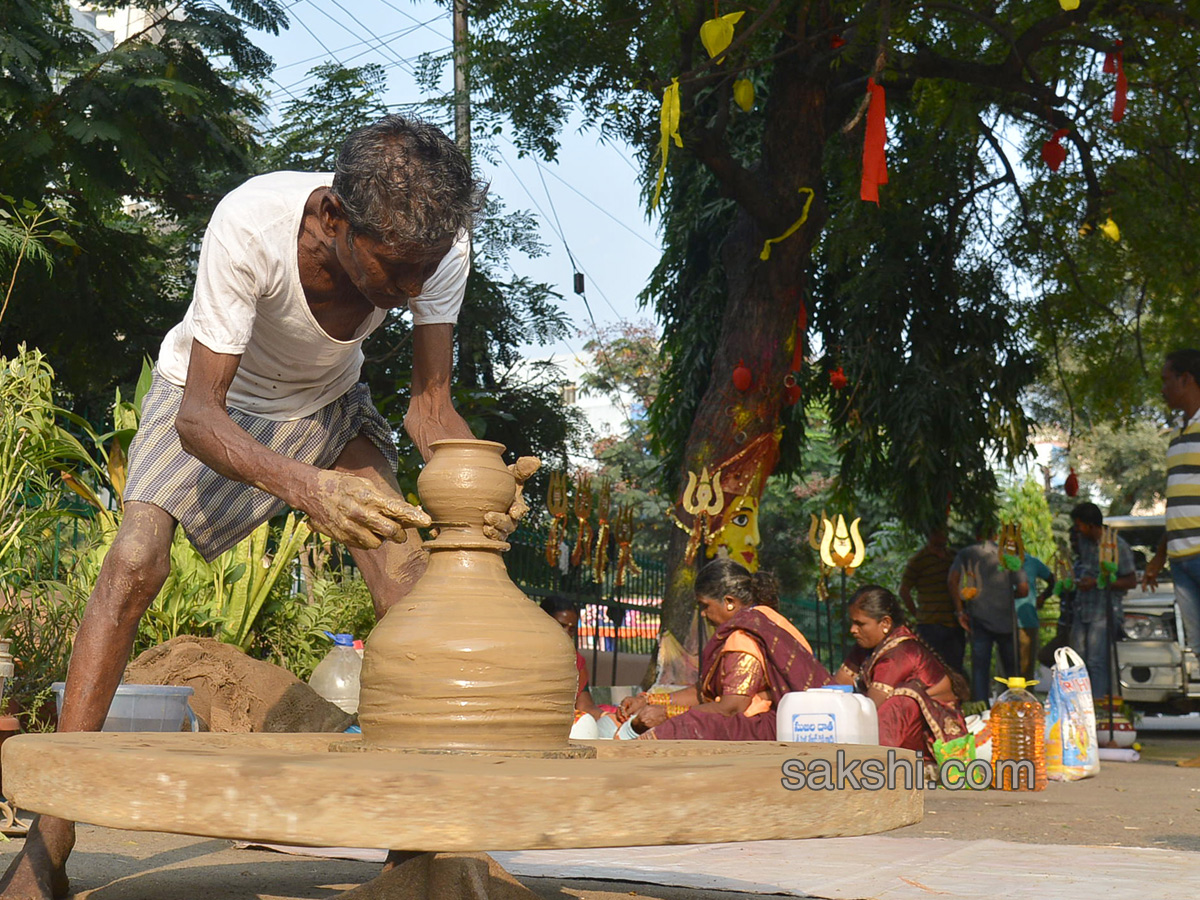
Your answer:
[931,732,977,788]
[1044,646,1099,781]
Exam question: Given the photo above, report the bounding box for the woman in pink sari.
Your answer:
[835,585,969,755]
[622,559,830,740]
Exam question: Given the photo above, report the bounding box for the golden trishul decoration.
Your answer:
[592,479,612,583]
[668,466,727,565]
[998,521,1027,570]
[570,474,594,568]
[814,512,866,572]
[544,471,569,567]
[613,502,641,589]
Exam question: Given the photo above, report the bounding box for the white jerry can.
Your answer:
[776,684,880,744]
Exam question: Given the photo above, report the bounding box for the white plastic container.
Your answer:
[51,682,199,732]
[308,632,362,715]
[776,684,879,744]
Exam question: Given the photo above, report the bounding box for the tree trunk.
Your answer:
[660,46,830,652]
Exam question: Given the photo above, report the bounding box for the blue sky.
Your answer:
[249,0,663,362]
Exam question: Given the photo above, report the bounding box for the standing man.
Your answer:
[0,116,514,900]
[1016,553,1056,679]
[1144,349,1200,665]
[1070,503,1136,699]
[899,528,964,675]
[947,526,1029,702]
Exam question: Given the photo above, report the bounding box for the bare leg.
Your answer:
[0,503,176,900]
[332,435,429,620]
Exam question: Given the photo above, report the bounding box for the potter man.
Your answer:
[1,116,507,900]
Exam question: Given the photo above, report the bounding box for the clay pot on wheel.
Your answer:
[358,439,578,751]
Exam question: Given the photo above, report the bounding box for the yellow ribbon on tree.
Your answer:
[760,187,815,260]
[700,11,745,61]
[1100,217,1120,241]
[652,78,682,211]
[1058,0,1080,9]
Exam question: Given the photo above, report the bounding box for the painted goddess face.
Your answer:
[707,494,761,572]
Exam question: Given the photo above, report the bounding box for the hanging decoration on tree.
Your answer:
[998,522,1027,572]
[1064,467,1079,497]
[1041,128,1069,172]
[1098,525,1120,588]
[544,471,570,568]
[570,475,594,568]
[733,78,755,112]
[667,466,726,565]
[760,187,815,260]
[1058,0,1080,9]
[699,10,745,61]
[652,79,682,210]
[860,78,888,203]
[1100,217,1120,241]
[1104,40,1127,122]
[783,293,807,406]
[830,34,847,49]
[592,480,612,583]
[829,366,849,391]
[613,503,642,589]
[732,359,753,392]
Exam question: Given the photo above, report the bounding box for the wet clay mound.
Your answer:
[125,635,353,734]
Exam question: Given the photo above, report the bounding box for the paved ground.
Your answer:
[1,733,1195,898]
[893,732,1200,852]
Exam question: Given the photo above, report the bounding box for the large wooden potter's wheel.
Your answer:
[1,440,919,892]
[2,733,921,849]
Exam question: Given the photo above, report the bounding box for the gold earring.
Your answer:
[726,602,735,611]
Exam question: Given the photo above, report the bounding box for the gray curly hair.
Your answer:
[331,115,485,249]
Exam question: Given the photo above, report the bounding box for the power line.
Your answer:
[297,0,418,77]
[506,137,659,252]
[273,17,448,73]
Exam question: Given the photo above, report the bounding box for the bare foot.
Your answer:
[0,817,73,900]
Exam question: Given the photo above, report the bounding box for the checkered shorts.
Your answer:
[123,373,398,561]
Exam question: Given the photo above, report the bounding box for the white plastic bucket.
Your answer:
[51,683,200,733]
[776,685,879,744]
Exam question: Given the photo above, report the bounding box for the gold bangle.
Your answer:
[665,704,689,718]
[645,692,671,706]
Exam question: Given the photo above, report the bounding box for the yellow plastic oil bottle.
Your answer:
[990,676,1047,791]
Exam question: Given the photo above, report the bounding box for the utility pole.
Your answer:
[452,0,470,160]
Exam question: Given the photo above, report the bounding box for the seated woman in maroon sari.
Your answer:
[835,585,968,755]
[621,559,830,740]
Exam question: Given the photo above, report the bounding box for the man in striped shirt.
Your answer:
[1144,348,1200,656]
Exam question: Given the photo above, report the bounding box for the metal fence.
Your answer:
[506,525,666,683]
[779,595,854,675]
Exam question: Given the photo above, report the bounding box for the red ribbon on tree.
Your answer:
[860,78,888,203]
[1041,128,1069,172]
[1065,467,1079,497]
[1104,41,1127,123]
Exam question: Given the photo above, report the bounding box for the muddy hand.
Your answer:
[303,470,431,549]
[482,456,541,541]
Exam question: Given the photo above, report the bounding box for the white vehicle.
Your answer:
[1107,515,1200,709]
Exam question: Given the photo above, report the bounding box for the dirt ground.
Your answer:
[0,732,1196,899]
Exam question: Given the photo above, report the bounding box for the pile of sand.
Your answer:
[125,635,353,733]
